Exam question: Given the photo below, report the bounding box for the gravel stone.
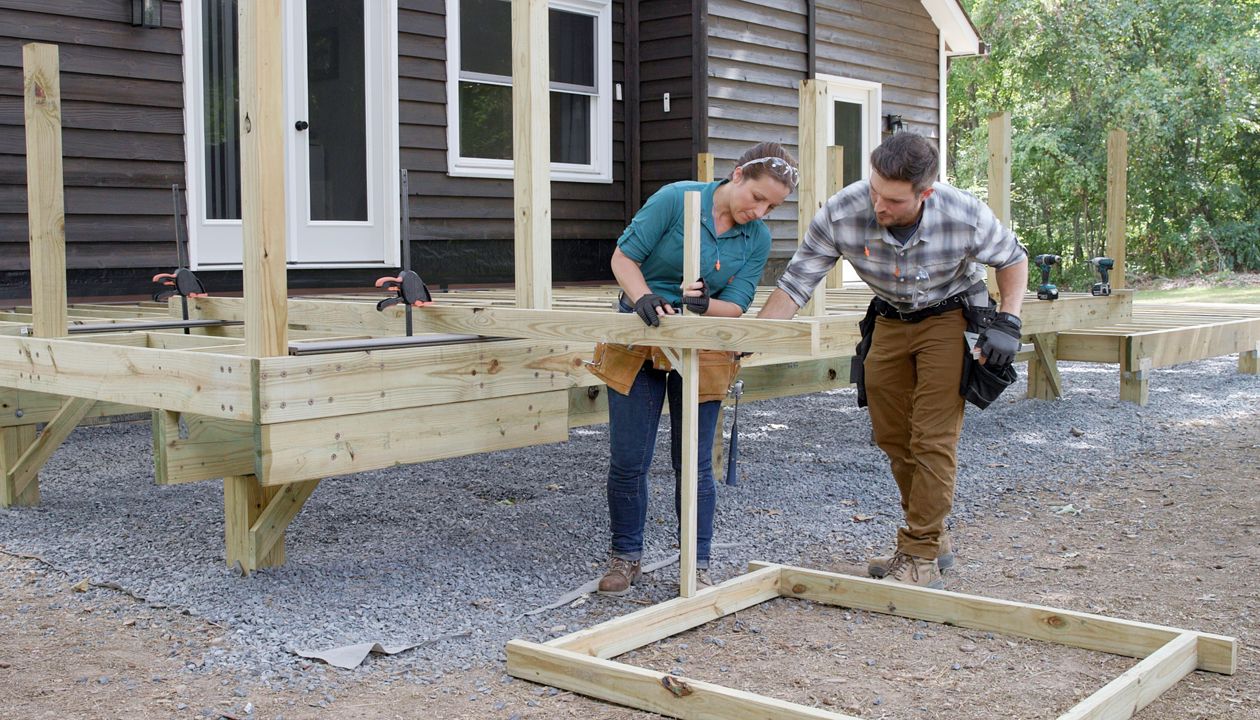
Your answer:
[0,357,1254,689]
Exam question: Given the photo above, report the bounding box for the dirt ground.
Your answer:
[2,417,1256,720]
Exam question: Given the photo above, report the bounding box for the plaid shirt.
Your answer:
[778,181,1027,312]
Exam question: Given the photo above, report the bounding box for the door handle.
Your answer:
[295,120,309,131]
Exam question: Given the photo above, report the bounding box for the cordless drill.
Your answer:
[1034,254,1061,301]
[1090,257,1114,296]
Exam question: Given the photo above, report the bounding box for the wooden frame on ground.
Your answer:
[507,563,1237,720]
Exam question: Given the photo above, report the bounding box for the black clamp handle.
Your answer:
[152,267,208,302]
[375,270,433,311]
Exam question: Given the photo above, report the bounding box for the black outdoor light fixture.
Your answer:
[130,0,162,28]
[884,114,906,134]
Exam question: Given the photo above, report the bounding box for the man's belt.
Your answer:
[871,292,968,323]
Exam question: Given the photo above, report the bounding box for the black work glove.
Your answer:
[632,293,670,327]
[680,278,710,315]
[977,312,1022,367]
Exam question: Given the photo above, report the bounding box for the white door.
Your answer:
[817,74,882,286]
[183,0,399,269]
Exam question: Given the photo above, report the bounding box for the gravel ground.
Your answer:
[1,356,1257,692]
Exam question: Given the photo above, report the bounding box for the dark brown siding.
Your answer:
[0,0,186,276]
[636,0,697,201]
[399,0,624,282]
[815,0,940,139]
[706,0,808,257]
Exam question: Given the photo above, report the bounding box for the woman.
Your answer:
[588,142,798,595]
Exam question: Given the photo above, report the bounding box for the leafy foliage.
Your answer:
[948,0,1260,287]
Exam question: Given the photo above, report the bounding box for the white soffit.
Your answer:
[921,0,981,55]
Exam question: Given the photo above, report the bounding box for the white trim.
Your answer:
[939,35,949,180]
[814,73,882,183]
[445,0,613,183]
[920,0,981,56]
[181,0,400,270]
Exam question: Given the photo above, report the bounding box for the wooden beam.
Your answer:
[797,79,828,317]
[0,389,140,428]
[1106,129,1127,290]
[507,640,857,720]
[678,191,701,598]
[550,564,782,658]
[1057,333,1122,364]
[513,0,552,309]
[1026,332,1063,401]
[3,396,93,501]
[1127,318,1260,370]
[986,112,1011,300]
[152,411,254,485]
[1058,632,1198,720]
[696,152,714,182]
[773,565,1235,674]
[0,425,38,507]
[239,0,288,356]
[224,475,284,573]
[22,43,68,339]
[250,479,320,564]
[0,335,253,421]
[255,390,569,485]
[825,145,846,289]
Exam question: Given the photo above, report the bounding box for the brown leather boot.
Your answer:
[597,557,641,596]
[882,552,943,589]
[868,533,954,578]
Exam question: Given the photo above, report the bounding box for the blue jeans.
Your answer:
[607,361,720,567]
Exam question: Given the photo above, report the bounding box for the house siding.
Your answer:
[636,0,698,202]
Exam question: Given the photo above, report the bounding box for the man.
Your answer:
[758,133,1028,588]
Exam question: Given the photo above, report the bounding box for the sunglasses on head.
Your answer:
[738,156,800,188]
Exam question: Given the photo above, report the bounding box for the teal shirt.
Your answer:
[617,180,772,311]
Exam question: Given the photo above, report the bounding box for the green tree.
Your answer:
[949,0,1260,286]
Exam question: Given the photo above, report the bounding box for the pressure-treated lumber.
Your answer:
[224,474,285,573]
[678,191,701,598]
[986,111,1011,299]
[1242,345,1259,374]
[3,396,93,502]
[512,0,551,309]
[239,0,289,357]
[825,145,846,289]
[23,43,68,340]
[1057,632,1198,720]
[1106,129,1127,290]
[0,389,139,428]
[0,425,38,507]
[250,478,320,565]
[696,152,714,183]
[0,335,253,420]
[507,641,855,720]
[797,80,829,317]
[255,390,569,485]
[152,411,254,484]
[1026,332,1064,401]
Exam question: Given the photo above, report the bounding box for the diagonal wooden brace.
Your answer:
[2,396,93,507]
[224,474,319,575]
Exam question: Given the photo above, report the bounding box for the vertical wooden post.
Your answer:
[1238,343,1258,375]
[986,112,1011,300]
[1,425,39,507]
[513,0,552,309]
[797,80,828,317]
[678,191,702,598]
[825,145,846,288]
[231,0,289,572]
[697,152,715,183]
[1106,129,1127,289]
[23,43,68,340]
[1026,333,1064,401]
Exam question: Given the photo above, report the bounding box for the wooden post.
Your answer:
[678,191,702,598]
[825,145,845,289]
[513,0,552,309]
[1241,343,1260,375]
[696,152,714,183]
[1025,333,1063,401]
[232,0,290,572]
[797,80,828,317]
[1106,129,1127,289]
[986,112,1011,300]
[23,43,68,340]
[0,425,39,507]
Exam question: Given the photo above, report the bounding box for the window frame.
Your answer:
[444,0,613,183]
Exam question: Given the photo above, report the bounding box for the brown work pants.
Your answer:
[864,309,967,560]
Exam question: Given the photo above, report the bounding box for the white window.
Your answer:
[445,0,613,183]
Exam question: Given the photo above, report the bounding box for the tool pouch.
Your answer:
[959,296,1017,409]
[586,343,740,402]
[850,298,880,408]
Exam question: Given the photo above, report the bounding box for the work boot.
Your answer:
[868,533,955,578]
[882,552,943,589]
[695,568,713,590]
[597,557,641,596]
